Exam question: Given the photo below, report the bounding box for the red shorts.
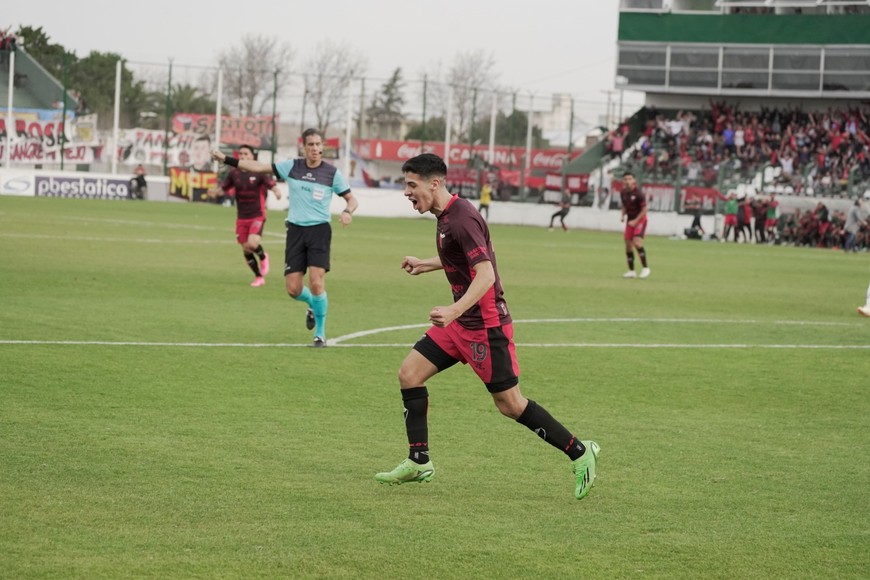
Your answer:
[236,218,265,244]
[414,322,519,392]
[765,218,777,229]
[724,214,738,227]
[624,217,648,241]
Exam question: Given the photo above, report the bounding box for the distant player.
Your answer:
[548,188,571,231]
[217,145,283,287]
[478,180,492,220]
[765,193,779,241]
[620,172,650,278]
[722,192,739,242]
[375,153,600,500]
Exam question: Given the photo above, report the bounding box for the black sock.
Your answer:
[402,387,430,464]
[254,245,266,260]
[516,400,586,460]
[638,247,648,268]
[626,252,635,271]
[244,252,261,276]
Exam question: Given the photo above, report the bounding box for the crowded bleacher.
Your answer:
[608,102,870,198]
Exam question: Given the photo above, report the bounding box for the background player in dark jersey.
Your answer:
[619,172,650,279]
[215,145,283,287]
[548,188,571,231]
[375,153,600,500]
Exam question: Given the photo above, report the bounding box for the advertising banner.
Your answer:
[0,170,35,196]
[354,139,582,172]
[34,175,131,199]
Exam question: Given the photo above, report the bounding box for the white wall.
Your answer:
[3,170,859,238]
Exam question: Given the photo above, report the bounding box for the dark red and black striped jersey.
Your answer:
[222,170,275,219]
[436,195,511,330]
[620,187,647,220]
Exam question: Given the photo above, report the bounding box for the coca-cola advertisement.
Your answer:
[354,139,581,172]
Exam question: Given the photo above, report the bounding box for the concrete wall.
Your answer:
[3,169,861,237]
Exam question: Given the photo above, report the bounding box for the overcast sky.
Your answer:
[4,0,644,129]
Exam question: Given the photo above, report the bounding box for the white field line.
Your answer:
[0,340,868,349]
[1,317,866,349]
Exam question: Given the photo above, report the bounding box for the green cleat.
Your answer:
[572,440,600,500]
[375,458,435,485]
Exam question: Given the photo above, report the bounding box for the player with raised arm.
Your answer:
[216,145,283,287]
[212,129,358,346]
[374,153,600,500]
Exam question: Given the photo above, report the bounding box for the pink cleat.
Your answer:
[260,253,270,276]
[250,277,265,287]
[857,305,870,318]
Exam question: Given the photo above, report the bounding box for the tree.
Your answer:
[217,34,294,117]
[404,116,446,142]
[303,40,367,135]
[364,68,405,139]
[168,84,218,115]
[424,50,499,143]
[15,25,67,77]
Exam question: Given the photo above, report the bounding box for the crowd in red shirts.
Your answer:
[607,102,870,197]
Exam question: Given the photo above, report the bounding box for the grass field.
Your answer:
[1,196,869,579]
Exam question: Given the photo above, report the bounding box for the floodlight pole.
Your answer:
[214,69,223,172]
[344,75,353,178]
[444,85,453,168]
[163,59,173,177]
[4,49,15,167]
[111,59,121,174]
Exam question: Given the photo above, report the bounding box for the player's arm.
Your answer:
[270,184,283,200]
[211,150,273,174]
[630,204,648,227]
[428,260,495,328]
[339,191,359,227]
[401,255,443,275]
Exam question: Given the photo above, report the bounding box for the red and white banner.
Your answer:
[611,182,724,212]
[354,139,582,172]
[544,173,590,194]
[0,118,101,164]
[172,114,278,149]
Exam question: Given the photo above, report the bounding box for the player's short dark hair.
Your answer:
[195,134,211,144]
[301,128,323,143]
[402,153,447,179]
[622,171,635,178]
[238,144,257,158]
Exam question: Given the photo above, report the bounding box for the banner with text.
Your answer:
[118,128,216,169]
[169,167,218,202]
[172,114,277,149]
[354,139,582,172]
[0,118,101,164]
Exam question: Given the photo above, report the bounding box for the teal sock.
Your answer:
[294,286,313,307]
[311,292,328,338]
